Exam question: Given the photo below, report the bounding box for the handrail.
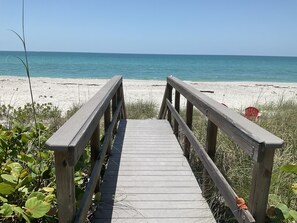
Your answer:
[46,75,125,165]
[160,76,283,162]
[45,76,127,223]
[159,76,284,223]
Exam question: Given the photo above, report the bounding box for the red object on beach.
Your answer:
[244,106,261,121]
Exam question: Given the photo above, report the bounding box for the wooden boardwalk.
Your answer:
[46,76,283,222]
[94,119,215,223]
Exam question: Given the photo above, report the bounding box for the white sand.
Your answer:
[1,76,296,113]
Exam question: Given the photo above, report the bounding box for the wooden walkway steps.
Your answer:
[94,119,215,223]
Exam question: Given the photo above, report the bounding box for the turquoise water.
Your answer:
[0,51,297,82]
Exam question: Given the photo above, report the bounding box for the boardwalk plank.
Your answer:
[102,175,199,182]
[95,208,213,219]
[100,193,205,201]
[94,119,215,222]
[97,200,210,209]
[101,180,198,187]
[108,157,187,162]
[93,218,214,223]
[102,187,202,194]
[106,165,192,171]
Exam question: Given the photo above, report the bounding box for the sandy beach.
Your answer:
[1,76,296,113]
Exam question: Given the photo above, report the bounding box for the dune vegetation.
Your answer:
[0,99,296,222]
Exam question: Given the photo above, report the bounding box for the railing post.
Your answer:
[184,100,193,159]
[249,149,275,223]
[167,84,173,125]
[117,86,122,119]
[112,93,118,134]
[104,103,111,155]
[158,84,168,119]
[118,83,127,119]
[174,90,180,138]
[90,124,100,193]
[54,151,76,223]
[203,120,218,197]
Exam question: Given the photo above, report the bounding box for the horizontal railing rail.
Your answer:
[159,76,284,223]
[46,76,127,223]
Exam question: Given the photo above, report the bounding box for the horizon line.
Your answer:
[1,50,297,58]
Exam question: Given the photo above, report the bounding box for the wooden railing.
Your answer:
[45,76,126,223]
[159,76,284,223]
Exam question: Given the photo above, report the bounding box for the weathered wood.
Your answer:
[111,153,184,158]
[112,93,117,134]
[105,164,193,171]
[94,218,214,223]
[167,84,173,125]
[184,100,193,159]
[122,85,127,118]
[104,102,111,155]
[167,76,284,162]
[54,151,76,223]
[119,83,127,119]
[109,157,186,162]
[74,100,123,223]
[104,170,194,176]
[206,120,218,159]
[158,84,168,119]
[166,100,255,223]
[101,180,199,188]
[102,186,201,194]
[174,90,180,138]
[45,76,123,165]
[95,119,215,222]
[45,76,125,223]
[90,124,100,193]
[249,149,275,223]
[203,120,218,197]
[116,86,122,120]
[101,192,203,201]
[112,93,117,115]
[98,200,209,209]
[95,209,213,219]
[103,174,199,183]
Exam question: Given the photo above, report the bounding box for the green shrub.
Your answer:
[0,121,56,222]
[0,103,89,222]
[0,103,63,132]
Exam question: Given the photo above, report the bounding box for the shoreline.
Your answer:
[2,74,297,84]
[1,75,297,112]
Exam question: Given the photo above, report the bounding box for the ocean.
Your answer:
[0,51,296,82]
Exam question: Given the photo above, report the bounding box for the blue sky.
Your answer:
[0,0,297,56]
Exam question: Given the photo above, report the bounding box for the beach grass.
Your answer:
[125,99,158,119]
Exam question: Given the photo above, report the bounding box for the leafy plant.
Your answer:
[0,121,56,222]
[0,102,97,222]
[267,164,297,222]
